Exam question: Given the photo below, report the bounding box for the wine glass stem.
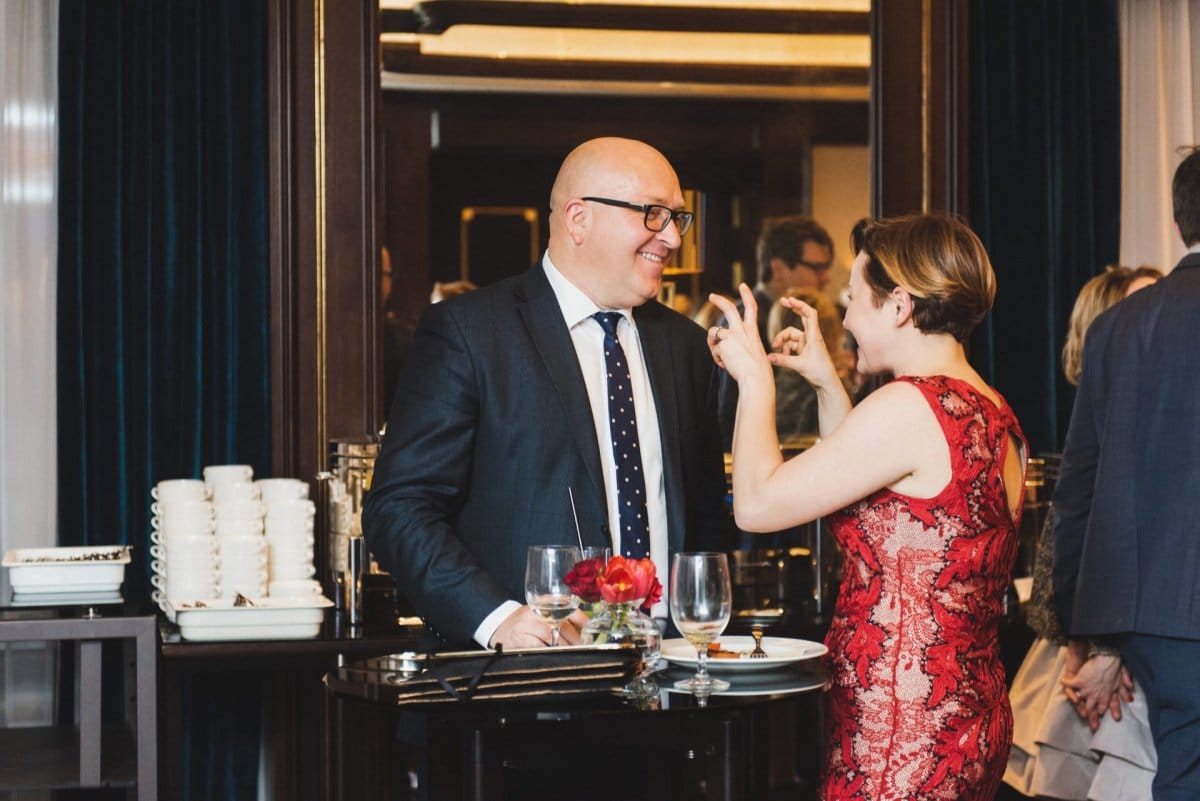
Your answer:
[695,647,711,683]
[550,625,561,647]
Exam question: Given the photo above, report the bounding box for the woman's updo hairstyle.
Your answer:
[859,213,996,343]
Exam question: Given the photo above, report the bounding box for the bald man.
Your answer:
[364,138,733,649]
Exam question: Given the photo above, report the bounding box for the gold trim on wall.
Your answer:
[920,0,931,212]
[314,0,329,472]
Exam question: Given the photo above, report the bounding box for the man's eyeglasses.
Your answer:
[581,196,695,236]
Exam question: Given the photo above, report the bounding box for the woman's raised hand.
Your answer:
[768,296,841,390]
[706,284,771,384]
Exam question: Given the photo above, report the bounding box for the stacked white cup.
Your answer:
[149,479,220,606]
[207,465,268,599]
[258,479,320,598]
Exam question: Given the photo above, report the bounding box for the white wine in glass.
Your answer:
[525,545,582,646]
[670,551,732,694]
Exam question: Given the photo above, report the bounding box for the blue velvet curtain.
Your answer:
[57,1,269,798]
[968,0,1121,454]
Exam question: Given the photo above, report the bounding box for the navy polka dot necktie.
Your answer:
[593,312,650,560]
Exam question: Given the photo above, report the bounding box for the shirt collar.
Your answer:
[542,251,633,329]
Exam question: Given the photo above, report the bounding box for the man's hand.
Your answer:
[488,606,589,649]
[559,609,589,645]
[488,606,553,649]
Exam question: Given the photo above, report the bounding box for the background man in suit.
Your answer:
[1053,145,1200,801]
[716,216,834,448]
[364,137,732,649]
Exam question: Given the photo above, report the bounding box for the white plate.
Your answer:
[660,636,827,672]
[660,666,828,696]
[3,546,131,594]
[167,595,332,641]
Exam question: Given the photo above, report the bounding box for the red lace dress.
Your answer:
[820,375,1026,801]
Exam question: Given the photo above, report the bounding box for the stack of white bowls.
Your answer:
[258,479,320,598]
[149,479,220,606]
[207,464,268,599]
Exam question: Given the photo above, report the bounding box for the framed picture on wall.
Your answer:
[460,206,540,287]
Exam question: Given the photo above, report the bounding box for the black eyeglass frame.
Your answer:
[581,196,695,236]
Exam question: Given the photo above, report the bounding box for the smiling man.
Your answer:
[364,137,732,650]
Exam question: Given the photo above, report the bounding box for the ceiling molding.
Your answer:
[382,47,867,86]
[381,70,868,101]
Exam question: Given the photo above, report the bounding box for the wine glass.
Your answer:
[670,552,732,696]
[525,545,582,646]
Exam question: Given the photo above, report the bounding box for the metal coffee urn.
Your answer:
[319,436,403,628]
[322,437,377,574]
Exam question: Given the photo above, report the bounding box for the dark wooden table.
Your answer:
[325,649,829,801]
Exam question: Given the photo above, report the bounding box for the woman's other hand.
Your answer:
[768,295,842,391]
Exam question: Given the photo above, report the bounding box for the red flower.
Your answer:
[597,556,659,605]
[643,575,663,608]
[565,557,604,603]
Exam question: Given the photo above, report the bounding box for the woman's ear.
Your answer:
[892,287,914,327]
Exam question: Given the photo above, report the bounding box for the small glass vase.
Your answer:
[581,600,661,674]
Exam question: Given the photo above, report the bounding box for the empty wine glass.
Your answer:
[670,552,732,697]
[525,545,582,646]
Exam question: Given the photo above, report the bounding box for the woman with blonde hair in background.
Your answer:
[1003,264,1162,801]
[1060,265,1161,385]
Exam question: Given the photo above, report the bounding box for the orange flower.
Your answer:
[597,556,661,606]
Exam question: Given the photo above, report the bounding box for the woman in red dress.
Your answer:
[707,213,1027,800]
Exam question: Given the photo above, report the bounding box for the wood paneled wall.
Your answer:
[268,0,381,485]
[871,0,970,216]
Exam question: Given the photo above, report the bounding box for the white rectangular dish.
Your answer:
[3,546,131,595]
[167,595,333,641]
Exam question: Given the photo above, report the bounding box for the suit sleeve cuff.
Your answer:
[473,600,523,649]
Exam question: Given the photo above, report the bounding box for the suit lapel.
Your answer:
[634,304,686,552]
[514,267,607,521]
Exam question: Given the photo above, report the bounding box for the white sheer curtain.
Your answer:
[0,0,58,728]
[1119,0,1200,269]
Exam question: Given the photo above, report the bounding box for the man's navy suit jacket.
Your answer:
[1053,252,1200,640]
[363,265,732,645]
